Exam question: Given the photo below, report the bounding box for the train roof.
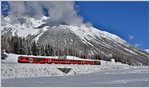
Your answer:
[18,55,100,61]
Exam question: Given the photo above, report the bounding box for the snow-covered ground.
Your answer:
[2,63,148,79]
[1,53,149,87]
[2,71,148,87]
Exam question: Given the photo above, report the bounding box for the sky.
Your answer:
[76,1,149,50]
[1,1,149,50]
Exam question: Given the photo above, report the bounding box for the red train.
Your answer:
[18,56,101,65]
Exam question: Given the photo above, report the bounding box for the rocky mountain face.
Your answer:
[1,16,149,66]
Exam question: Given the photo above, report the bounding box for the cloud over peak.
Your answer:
[7,1,84,26]
[128,35,134,40]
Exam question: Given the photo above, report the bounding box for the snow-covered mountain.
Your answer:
[1,16,149,65]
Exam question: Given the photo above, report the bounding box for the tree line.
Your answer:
[2,36,95,59]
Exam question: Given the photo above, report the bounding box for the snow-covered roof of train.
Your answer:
[18,55,98,61]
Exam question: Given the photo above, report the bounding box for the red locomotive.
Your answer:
[18,56,101,65]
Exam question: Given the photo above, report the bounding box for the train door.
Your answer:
[29,57,33,63]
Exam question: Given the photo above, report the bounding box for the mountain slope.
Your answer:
[1,16,149,65]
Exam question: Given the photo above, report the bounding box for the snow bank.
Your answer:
[1,63,148,79]
[1,53,19,64]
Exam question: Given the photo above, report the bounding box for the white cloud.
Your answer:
[145,49,149,52]
[7,1,84,26]
[128,35,134,40]
[134,43,142,47]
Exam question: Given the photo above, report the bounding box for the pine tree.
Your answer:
[31,41,37,55]
[13,37,19,54]
[45,45,49,56]
[18,37,25,54]
[48,44,53,56]
[40,45,45,56]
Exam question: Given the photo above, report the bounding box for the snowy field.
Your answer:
[1,63,148,79]
[1,63,149,87]
[2,70,148,87]
[1,53,149,87]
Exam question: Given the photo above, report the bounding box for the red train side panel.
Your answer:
[18,56,100,65]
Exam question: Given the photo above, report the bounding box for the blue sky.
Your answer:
[1,1,149,50]
[76,1,149,50]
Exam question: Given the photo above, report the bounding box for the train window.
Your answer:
[37,59,40,62]
[26,58,29,60]
[18,57,22,60]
